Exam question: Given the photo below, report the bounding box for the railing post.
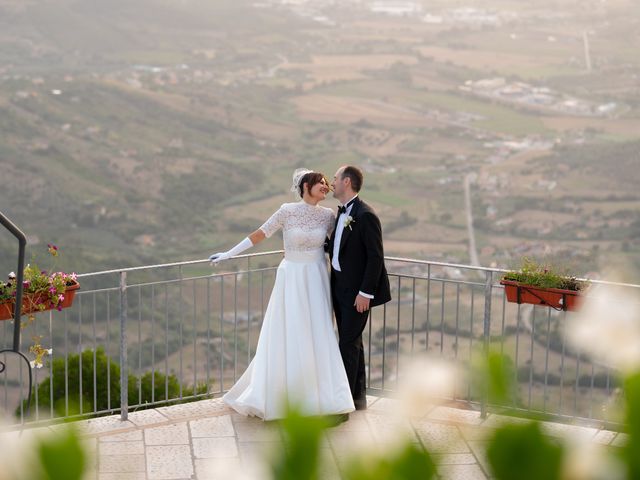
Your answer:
[0,211,27,352]
[119,271,128,421]
[481,270,493,419]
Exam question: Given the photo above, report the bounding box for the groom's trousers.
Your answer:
[332,270,369,409]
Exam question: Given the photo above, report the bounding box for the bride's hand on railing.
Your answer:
[208,237,255,265]
[209,252,229,265]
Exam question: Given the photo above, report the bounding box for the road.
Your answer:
[464,173,480,268]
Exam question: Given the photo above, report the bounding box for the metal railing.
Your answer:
[2,252,638,427]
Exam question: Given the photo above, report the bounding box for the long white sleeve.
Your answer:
[209,237,253,264]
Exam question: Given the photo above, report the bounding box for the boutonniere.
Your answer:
[344,215,355,230]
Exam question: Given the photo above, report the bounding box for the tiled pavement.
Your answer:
[2,395,625,479]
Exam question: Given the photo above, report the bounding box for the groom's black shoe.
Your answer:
[354,399,367,411]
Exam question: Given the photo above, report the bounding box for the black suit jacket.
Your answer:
[328,197,391,307]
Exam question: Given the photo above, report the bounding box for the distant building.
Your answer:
[473,77,506,90]
[597,102,617,115]
[422,14,443,24]
[370,1,422,16]
[465,77,619,117]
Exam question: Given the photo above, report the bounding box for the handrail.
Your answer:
[385,255,640,288]
[75,250,285,278]
[76,250,640,290]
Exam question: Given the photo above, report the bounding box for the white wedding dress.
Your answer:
[223,202,355,420]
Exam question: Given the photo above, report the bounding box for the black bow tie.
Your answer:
[337,199,355,215]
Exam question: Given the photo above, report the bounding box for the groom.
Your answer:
[329,165,391,410]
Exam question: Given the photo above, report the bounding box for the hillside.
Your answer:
[1,0,639,280]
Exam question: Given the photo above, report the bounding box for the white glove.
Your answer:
[209,237,253,264]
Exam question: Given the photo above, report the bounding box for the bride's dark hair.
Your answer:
[298,172,328,198]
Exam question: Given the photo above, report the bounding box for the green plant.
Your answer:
[0,244,78,367]
[501,257,588,291]
[0,244,78,311]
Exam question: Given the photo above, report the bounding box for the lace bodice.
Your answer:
[260,202,335,252]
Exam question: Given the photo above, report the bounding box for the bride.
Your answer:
[209,168,355,420]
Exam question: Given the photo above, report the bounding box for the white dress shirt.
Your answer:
[332,195,373,299]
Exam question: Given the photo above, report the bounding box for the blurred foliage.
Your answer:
[622,372,640,479]
[270,409,332,480]
[272,407,437,480]
[37,426,87,480]
[472,349,519,407]
[343,443,437,480]
[487,422,564,480]
[479,351,567,480]
[9,345,640,480]
[4,354,640,480]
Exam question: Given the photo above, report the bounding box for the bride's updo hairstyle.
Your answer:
[291,168,329,199]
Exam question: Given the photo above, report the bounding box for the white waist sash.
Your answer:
[284,248,325,263]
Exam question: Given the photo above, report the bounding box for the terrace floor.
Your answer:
[3,395,625,480]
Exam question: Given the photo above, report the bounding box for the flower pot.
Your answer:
[0,279,80,321]
[500,279,583,312]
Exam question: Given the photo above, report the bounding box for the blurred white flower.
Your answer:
[397,355,457,417]
[565,284,640,373]
[561,437,625,480]
[0,424,46,480]
[200,456,270,480]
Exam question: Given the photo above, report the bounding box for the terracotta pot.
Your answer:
[0,279,80,321]
[500,279,583,312]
